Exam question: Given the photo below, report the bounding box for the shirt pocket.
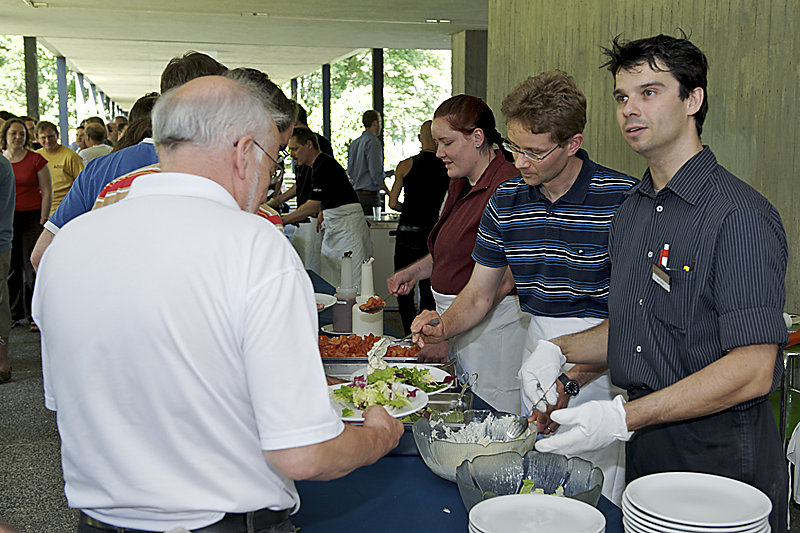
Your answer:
[649,264,696,330]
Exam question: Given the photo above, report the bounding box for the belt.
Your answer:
[355,189,379,195]
[80,508,291,533]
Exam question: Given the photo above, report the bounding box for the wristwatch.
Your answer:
[558,373,580,396]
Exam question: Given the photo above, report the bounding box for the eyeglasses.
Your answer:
[242,139,284,182]
[502,138,565,162]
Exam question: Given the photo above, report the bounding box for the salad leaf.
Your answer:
[341,408,354,417]
[519,479,537,494]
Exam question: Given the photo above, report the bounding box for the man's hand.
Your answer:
[316,211,324,232]
[519,340,566,414]
[409,309,444,346]
[417,340,449,363]
[362,405,404,454]
[534,395,633,456]
[387,270,416,296]
[533,379,570,434]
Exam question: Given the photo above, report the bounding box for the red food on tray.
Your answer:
[358,295,385,312]
[318,334,420,358]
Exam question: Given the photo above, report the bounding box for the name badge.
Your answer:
[651,264,671,292]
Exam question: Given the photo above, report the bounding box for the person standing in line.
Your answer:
[520,34,788,531]
[30,51,228,272]
[0,155,15,383]
[347,109,388,215]
[33,74,402,533]
[387,120,449,335]
[79,123,113,165]
[35,121,84,218]
[1,118,50,332]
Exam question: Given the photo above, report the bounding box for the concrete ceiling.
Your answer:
[0,0,488,109]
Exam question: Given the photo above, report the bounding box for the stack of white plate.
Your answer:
[468,494,605,533]
[622,472,771,533]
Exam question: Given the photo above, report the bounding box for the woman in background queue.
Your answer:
[1,118,51,332]
[387,95,529,414]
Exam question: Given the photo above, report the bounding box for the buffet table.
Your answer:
[294,455,623,532]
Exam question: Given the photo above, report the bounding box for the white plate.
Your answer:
[349,363,454,395]
[321,323,351,335]
[623,501,768,533]
[624,472,771,528]
[469,494,605,533]
[315,293,336,311]
[329,382,428,422]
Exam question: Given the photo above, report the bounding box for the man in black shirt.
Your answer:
[387,120,449,334]
[520,34,787,531]
[283,128,372,292]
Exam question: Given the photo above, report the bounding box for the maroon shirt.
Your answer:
[428,150,518,294]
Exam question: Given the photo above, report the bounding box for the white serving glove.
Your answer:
[519,339,566,415]
[534,395,633,456]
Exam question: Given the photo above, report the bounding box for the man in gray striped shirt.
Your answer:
[523,34,787,531]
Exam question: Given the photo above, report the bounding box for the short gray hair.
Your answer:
[152,76,274,154]
[223,68,295,134]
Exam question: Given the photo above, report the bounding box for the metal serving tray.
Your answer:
[322,358,456,380]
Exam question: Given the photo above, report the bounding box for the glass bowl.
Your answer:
[412,410,537,483]
[455,449,604,511]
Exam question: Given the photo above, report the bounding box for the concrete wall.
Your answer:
[452,30,488,100]
[487,0,800,309]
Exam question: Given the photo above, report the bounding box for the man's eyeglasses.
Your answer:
[246,139,284,182]
[502,138,564,162]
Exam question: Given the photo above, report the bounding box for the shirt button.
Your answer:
[638,298,643,306]
[636,345,642,353]
[656,205,664,213]
[647,251,654,258]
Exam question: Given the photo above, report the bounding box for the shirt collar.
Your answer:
[528,148,593,204]
[126,172,241,211]
[629,146,716,205]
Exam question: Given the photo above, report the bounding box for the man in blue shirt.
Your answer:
[30,51,227,271]
[519,35,787,531]
[347,110,387,215]
[411,71,636,504]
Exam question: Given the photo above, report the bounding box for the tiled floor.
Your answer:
[2,312,799,532]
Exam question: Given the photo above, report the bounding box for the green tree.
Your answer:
[0,35,78,139]
[291,48,451,171]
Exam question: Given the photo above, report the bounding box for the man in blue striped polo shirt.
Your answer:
[410,71,636,504]
[521,35,787,531]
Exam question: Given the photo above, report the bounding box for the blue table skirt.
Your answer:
[294,455,623,532]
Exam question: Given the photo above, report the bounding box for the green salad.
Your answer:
[331,378,416,416]
[366,366,453,393]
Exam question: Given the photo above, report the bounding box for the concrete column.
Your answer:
[23,36,39,120]
[451,30,488,100]
[56,56,69,145]
[75,72,86,120]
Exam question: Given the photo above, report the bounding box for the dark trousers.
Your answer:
[626,399,786,532]
[8,210,40,322]
[355,190,380,216]
[393,229,434,335]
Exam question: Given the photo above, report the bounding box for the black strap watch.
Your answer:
[558,373,580,396]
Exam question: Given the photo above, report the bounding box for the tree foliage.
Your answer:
[291,48,451,171]
[0,35,78,131]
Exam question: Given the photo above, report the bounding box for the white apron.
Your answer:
[433,289,530,414]
[290,221,323,274]
[320,203,373,293]
[523,315,627,506]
